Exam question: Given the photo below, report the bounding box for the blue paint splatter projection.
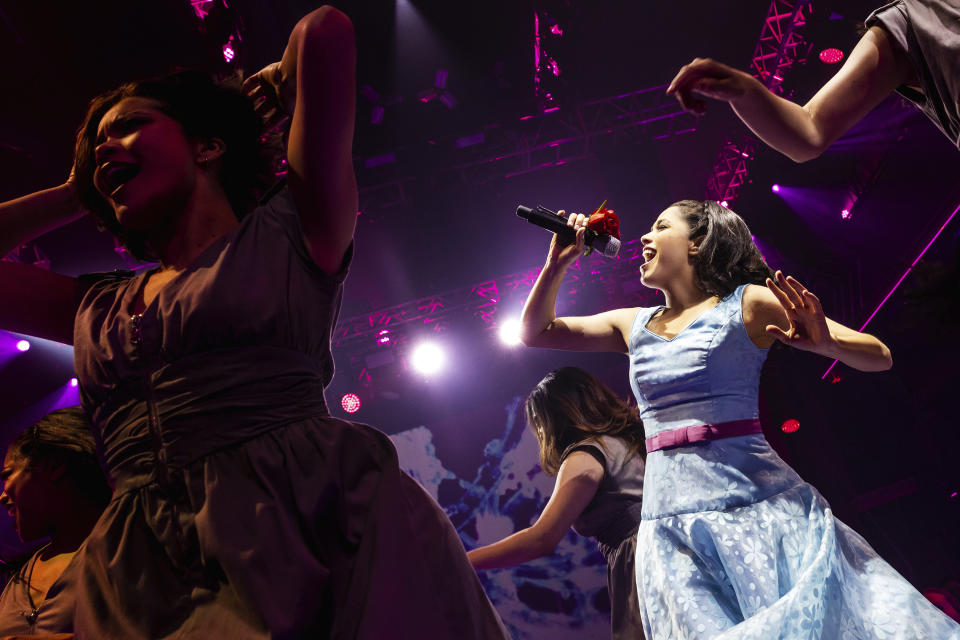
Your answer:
[390,396,612,639]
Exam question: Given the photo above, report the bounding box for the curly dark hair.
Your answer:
[670,200,774,299]
[74,70,276,261]
[526,367,645,476]
[6,406,111,508]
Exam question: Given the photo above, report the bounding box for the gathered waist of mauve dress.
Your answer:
[89,346,332,486]
[645,418,763,453]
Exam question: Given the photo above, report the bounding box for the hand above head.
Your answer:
[242,61,296,130]
[666,58,760,115]
[764,271,833,353]
[547,210,587,270]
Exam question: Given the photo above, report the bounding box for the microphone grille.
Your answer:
[602,236,621,258]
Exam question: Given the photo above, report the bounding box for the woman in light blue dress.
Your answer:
[519,199,960,638]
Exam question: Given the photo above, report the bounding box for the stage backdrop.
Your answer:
[390,395,612,639]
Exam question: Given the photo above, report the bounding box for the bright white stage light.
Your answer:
[410,342,445,375]
[498,319,523,346]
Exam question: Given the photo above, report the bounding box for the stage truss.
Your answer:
[358,84,697,215]
[705,0,814,205]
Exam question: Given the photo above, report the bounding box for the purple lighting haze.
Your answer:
[823,200,960,379]
[771,184,781,193]
[16,339,29,352]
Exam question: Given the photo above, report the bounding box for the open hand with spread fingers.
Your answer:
[242,61,296,130]
[666,57,760,116]
[764,271,833,354]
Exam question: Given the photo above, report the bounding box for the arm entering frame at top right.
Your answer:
[667,26,913,163]
[0,180,85,345]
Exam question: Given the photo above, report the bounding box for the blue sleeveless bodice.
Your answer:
[628,285,803,519]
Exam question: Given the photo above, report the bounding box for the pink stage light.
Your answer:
[15,340,29,352]
[377,329,391,345]
[720,200,729,208]
[781,419,800,433]
[841,208,852,220]
[222,40,235,63]
[823,200,960,379]
[771,184,781,193]
[819,48,844,64]
[340,393,361,414]
[69,378,79,387]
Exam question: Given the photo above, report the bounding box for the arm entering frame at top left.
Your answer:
[0,182,84,345]
[282,7,358,275]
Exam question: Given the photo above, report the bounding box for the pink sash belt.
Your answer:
[645,418,763,453]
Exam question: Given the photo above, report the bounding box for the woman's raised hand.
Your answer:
[666,58,759,115]
[242,61,296,130]
[547,210,587,269]
[764,271,833,353]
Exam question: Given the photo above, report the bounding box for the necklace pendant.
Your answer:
[130,313,144,345]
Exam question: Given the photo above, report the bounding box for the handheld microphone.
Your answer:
[516,205,621,258]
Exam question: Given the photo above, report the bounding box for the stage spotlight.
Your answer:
[841,208,852,220]
[341,393,361,414]
[69,378,79,387]
[16,340,30,352]
[376,329,392,345]
[819,48,844,64]
[222,39,236,63]
[719,200,729,208]
[498,319,523,346]
[781,419,800,433]
[771,184,781,193]
[410,342,445,375]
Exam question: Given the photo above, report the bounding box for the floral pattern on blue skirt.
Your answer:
[636,482,960,639]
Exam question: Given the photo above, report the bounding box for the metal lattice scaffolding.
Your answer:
[705,0,813,204]
[356,84,698,215]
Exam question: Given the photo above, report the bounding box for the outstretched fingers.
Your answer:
[765,274,795,312]
[765,323,793,343]
[802,288,824,316]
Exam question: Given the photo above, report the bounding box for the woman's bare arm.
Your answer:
[667,26,912,162]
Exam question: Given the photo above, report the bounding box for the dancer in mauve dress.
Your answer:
[0,6,508,639]
[468,367,646,639]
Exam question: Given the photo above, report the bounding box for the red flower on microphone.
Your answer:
[587,204,620,239]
